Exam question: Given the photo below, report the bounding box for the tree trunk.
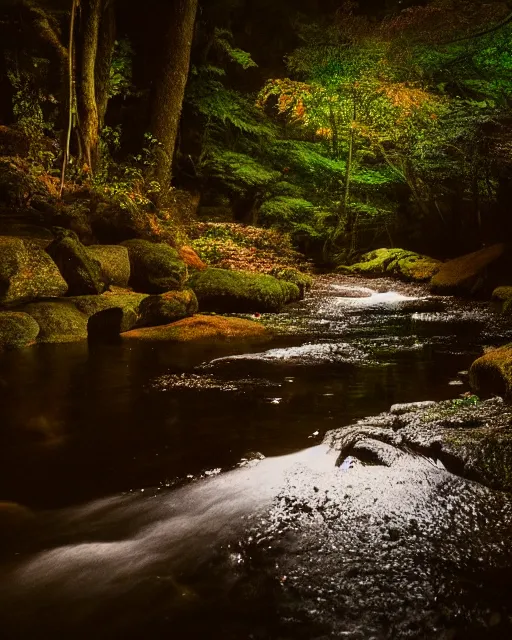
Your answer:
[150,0,198,202]
[336,95,356,243]
[77,0,102,172]
[60,0,78,197]
[95,0,116,132]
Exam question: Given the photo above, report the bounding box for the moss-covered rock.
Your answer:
[187,267,300,313]
[0,236,68,305]
[271,267,313,298]
[138,289,198,327]
[469,345,512,398]
[122,314,269,342]
[430,244,508,296]
[46,230,106,296]
[121,239,187,294]
[179,245,207,271]
[68,292,148,338]
[86,245,131,288]
[492,286,512,313]
[0,223,54,248]
[0,312,39,350]
[340,248,441,283]
[23,300,88,343]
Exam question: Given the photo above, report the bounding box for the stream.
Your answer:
[1,275,512,639]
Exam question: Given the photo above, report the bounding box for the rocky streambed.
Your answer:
[1,275,512,639]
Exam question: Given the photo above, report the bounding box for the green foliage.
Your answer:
[109,38,134,99]
[94,132,163,210]
[201,149,280,194]
[6,57,56,171]
[213,28,258,70]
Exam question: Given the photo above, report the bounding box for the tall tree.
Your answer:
[149,0,198,199]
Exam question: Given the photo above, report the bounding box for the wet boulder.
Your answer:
[326,396,512,492]
[47,230,107,296]
[86,245,131,288]
[0,502,34,547]
[122,314,269,343]
[138,289,198,327]
[430,244,511,296]
[187,267,301,313]
[121,239,188,294]
[340,248,441,283]
[0,236,68,305]
[0,312,39,350]
[469,345,512,398]
[23,300,88,343]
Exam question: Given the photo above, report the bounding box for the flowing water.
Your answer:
[1,275,512,639]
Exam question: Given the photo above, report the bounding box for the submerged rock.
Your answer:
[47,230,106,296]
[340,248,441,283]
[122,314,269,342]
[138,289,198,327]
[0,312,39,350]
[23,300,88,343]
[430,244,510,296]
[0,236,68,305]
[188,267,300,313]
[122,239,187,293]
[470,344,512,398]
[86,245,131,288]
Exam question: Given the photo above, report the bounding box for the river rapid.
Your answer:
[1,275,512,639]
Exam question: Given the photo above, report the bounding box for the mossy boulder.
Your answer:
[430,244,509,296]
[0,312,39,350]
[138,289,198,327]
[0,223,54,248]
[86,245,131,288]
[271,267,313,299]
[492,286,512,313]
[341,248,441,283]
[179,245,207,271]
[122,314,269,343]
[23,300,88,343]
[47,230,107,296]
[469,345,512,398]
[0,236,68,305]
[69,293,148,338]
[121,239,188,294]
[187,267,301,313]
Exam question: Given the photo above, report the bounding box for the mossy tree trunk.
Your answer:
[95,0,116,133]
[149,0,198,203]
[77,0,102,173]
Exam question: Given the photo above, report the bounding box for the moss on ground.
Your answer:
[122,314,269,342]
[0,311,39,350]
[469,344,512,398]
[188,267,301,313]
[122,239,187,294]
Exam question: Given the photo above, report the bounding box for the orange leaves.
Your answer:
[377,82,435,116]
